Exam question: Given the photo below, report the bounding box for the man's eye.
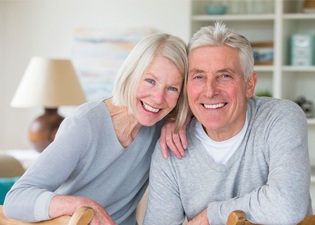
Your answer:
[193,74,203,79]
[222,74,231,79]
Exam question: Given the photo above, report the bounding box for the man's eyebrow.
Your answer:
[189,68,204,74]
[217,68,237,74]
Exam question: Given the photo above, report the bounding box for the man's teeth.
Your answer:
[143,102,159,112]
[204,103,225,109]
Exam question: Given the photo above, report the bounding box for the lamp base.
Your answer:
[29,108,64,152]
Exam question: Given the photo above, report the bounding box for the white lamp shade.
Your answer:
[11,57,86,108]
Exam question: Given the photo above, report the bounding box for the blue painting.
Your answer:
[71,27,153,101]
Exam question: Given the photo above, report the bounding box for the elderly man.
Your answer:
[144,22,312,225]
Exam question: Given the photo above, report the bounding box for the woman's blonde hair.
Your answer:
[112,33,189,132]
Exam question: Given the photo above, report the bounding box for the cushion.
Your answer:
[0,177,19,204]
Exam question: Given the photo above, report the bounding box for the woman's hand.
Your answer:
[160,117,190,159]
[88,202,117,225]
[49,195,117,225]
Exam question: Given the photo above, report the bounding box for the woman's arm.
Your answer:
[4,116,90,221]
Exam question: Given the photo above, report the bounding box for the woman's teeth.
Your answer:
[143,102,159,112]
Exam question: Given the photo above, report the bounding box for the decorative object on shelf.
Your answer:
[11,57,87,152]
[304,0,315,13]
[251,42,274,65]
[290,34,315,66]
[228,0,247,14]
[205,4,227,15]
[255,89,272,97]
[294,96,313,118]
[246,0,273,14]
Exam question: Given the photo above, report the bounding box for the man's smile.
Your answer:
[203,103,226,109]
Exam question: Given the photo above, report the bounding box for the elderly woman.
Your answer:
[4,33,189,225]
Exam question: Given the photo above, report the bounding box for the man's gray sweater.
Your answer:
[144,97,312,225]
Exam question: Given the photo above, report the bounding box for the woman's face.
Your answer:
[135,55,183,126]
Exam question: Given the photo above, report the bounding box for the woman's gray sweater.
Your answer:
[4,101,163,225]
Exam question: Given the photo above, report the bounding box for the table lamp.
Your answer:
[11,57,87,152]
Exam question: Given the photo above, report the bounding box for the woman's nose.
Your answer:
[152,87,165,104]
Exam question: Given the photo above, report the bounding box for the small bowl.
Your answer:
[206,4,227,15]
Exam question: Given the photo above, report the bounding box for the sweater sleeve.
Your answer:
[143,141,186,225]
[3,115,91,222]
[207,100,311,225]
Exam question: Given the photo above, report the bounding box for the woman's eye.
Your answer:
[167,86,179,92]
[145,78,155,84]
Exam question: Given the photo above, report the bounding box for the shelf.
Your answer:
[192,14,275,21]
[283,13,315,20]
[282,66,315,72]
[255,65,274,72]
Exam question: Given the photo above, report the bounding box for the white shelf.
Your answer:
[192,14,275,21]
[255,65,274,72]
[282,66,315,72]
[283,13,315,19]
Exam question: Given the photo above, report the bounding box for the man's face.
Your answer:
[187,45,256,141]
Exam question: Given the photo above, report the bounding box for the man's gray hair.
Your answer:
[188,21,254,80]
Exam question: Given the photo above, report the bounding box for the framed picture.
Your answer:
[251,42,274,65]
[71,27,154,101]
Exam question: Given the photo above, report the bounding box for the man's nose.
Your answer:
[204,79,219,98]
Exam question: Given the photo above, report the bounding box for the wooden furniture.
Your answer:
[2,205,314,225]
[0,205,94,225]
[226,210,315,225]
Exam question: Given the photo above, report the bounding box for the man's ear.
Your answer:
[246,72,257,98]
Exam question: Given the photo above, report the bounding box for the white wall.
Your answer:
[0,0,191,149]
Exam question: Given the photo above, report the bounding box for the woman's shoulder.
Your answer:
[67,100,108,120]
[59,100,109,131]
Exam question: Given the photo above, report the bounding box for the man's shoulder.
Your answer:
[249,96,307,128]
[250,96,304,115]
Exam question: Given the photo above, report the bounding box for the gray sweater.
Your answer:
[144,97,312,225]
[4,101,163,225]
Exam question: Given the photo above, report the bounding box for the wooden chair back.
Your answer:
[0,205,94,225]
[226,210,315,225]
